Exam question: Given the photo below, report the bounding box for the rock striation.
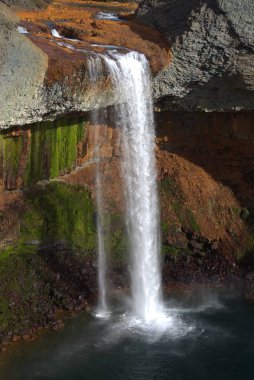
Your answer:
[137,0,254,111]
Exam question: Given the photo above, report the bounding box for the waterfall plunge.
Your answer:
[87,57,110,318]
[104,51,165,324]
[89,51,167,326]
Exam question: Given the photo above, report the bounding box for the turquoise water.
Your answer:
[1,289,254,380]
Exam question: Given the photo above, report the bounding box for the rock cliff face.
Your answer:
[0,2,116,129]
[137,0,254,111]
[0,0,170,129]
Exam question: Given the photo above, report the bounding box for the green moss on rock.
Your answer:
[0,181,97,263]
[0,181,99,340]
[24,181,97,250]
[0,117,87,190]
[99,213,128,263]
[0,253,54,338]
[26,117,86,185]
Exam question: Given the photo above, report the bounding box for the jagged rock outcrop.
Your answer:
[137,0,254,111]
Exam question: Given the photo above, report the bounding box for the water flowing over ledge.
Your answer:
[88,50,169,329]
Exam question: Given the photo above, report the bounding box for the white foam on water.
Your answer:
[56,41,76,50]
[98,307,195,345]
[17,26,29,34]
[96,12,120,21]
[51,28,80,42]
[51,28,62,38]
[91,43,120,49]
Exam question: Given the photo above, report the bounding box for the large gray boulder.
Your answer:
[137,0,254,111]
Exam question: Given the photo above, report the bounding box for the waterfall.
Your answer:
[95,172,109,317]
[88,50,166,326]
[87,56,110,317]
[104,51,165,325]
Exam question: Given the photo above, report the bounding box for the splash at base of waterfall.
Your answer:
[121,312,173,335]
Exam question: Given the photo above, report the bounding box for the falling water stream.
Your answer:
[104,51,165,325]
[89,50,168,327]
[87,56,110,317]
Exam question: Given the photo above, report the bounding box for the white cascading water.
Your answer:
[51,28,62,38]
[104,51,166,325]
[88,49,169,327]
[95,172,109,317]
[17,26,28,34]
[87,56,109,317]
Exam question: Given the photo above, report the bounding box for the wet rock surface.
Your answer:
[137,0,254,111]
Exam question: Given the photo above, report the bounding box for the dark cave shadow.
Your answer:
[156,110,254,211]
